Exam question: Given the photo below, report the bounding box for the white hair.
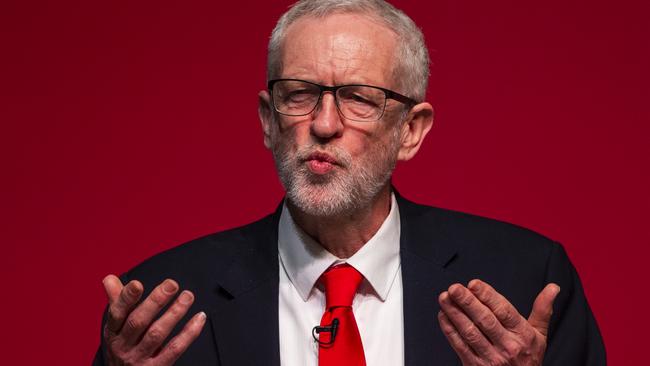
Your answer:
[267,0,430,102]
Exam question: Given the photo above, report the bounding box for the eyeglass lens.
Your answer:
[272,80,386,121]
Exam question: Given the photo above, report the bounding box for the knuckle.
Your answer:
[494,305,516,324]
[461,297,474,308]
[459,293,475,307]
[125,316,145,331]
[501,339,523,359]
[107,336,122,352]
[146,326,166,345]
[522,326,537,343]
[492,304,507,318]
[150,290,170,307]
[108,306,123,321]
[477,312,499,331]
[106,339,131,363]
[441,323,458,338]
[166,339,184,356]
[167,303,185,317]
[462,324,483,344]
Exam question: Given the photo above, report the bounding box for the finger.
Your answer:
[137,290,196,357]
[437,310,479,365]
[103,274,123,303]
[121,279,179,345]
[105,277,144,334]
[154,311,207,364]
[468,279,525,331]
[447,283,508,344]
[528,283,560,337]
[438,290,496,358]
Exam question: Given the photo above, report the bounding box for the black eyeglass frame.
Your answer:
[267,78,417,121]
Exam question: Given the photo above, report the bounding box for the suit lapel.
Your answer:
[208,207,282,366]
[398,195,462,366]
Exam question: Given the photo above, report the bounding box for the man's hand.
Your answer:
[438,279,560,366]
[102,274,207,366]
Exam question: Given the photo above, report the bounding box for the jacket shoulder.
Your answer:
[399,198,555,247]
[399,197,558,256]
[121,211,277,287]
[398,197,562,293]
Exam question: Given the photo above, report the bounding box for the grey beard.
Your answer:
[271,133,400,218]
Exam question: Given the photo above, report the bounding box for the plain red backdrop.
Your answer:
[1,0,648,364]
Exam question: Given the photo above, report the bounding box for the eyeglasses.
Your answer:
[268,79,417,122]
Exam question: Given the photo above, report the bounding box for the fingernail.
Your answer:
[438,291,448,302]
[448,284,461,296]
[127,284,140,296]
[198,311,207,321]
[179,291,194,305]
[468,279,481,291]
[163,280,178,294]
[102,274,115,285]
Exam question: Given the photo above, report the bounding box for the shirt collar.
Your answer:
[278,193,401,302]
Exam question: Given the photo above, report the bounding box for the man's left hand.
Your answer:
[438,279,560,366]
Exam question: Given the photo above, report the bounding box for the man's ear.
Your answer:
[258,90,274,149]
[397,102,434,161]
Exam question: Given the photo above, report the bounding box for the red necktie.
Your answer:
[318,264,366,366]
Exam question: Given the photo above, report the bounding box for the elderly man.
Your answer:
[94,1,605,365]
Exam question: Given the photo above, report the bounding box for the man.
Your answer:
[94,1,605,365]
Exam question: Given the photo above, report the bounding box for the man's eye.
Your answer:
[348,93,378,107]
[285,89,314,103]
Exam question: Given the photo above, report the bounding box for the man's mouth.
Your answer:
[305,151,338,175]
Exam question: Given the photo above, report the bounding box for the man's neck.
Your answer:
[287,184,393,258]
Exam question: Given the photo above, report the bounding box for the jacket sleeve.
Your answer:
[543,243,606,365]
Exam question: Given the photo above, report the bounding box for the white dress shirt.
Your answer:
[278,193,404,366]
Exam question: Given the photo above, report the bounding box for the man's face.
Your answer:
[262,13,407,217]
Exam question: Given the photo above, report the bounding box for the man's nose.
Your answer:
[310,93,344,139]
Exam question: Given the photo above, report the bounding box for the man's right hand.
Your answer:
[102,274,207,365]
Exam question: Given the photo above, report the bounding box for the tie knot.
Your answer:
[320,264,363,309]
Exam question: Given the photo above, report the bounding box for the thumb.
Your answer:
[527,283,560,337]
[102,274,124,304]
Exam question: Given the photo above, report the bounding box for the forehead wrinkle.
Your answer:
[284,40,389,86]
[280,13,398,87]
[325,35,387,85]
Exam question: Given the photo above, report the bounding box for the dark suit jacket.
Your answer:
[93,195,606,365]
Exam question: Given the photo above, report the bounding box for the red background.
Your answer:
[1,0,648,364]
